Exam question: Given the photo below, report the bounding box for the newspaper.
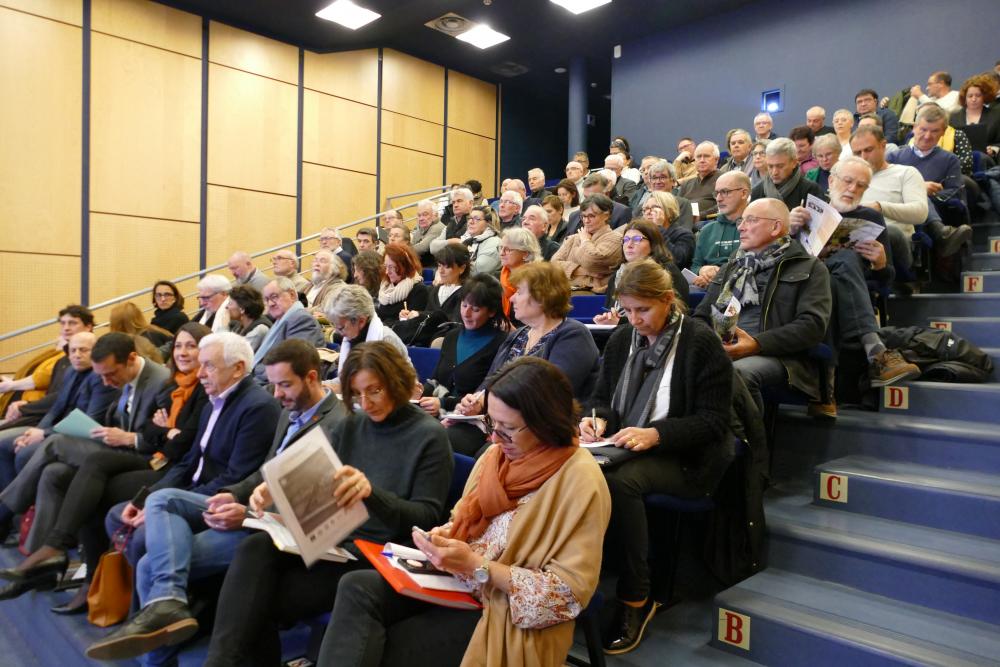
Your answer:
[260,427,368,567]
[711,295,742,344]
[801,195,883,256]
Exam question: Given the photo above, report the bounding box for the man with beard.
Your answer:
[305,250,348,313]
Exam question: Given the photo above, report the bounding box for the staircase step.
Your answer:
[971,223,1000,246]
[924,317,1000,349]
[712,569,1000,666]
[878,381,1000,423]
[960,270,1000,293]
[967,252,1000,271]
[813,455,1000,539]
[773,408,1000,475]
[765,493,1000,624]
[889,293,1000,321]
[983,347,1000,369]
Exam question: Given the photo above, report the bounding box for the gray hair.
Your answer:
[528,167,545,179]
[813,133,842,154]
[831,155,873,179]
[833,108,854,122]
[752,138,771,152]
[604,153,625,168]
[197,274,232,294]
[199,331,254,370]
[728,129,752,146]
[598,168,618,188]
[269,277,297,295]
[696,141,721,159]
[501,190,524,206]
[325,284,375,322]
[451,187,473,202]
[766,137,798,161]
[416,199,439,220]
[501,227,542,263]
[754,112,773,124]
[581,172,609,190]
[915,102,949,127]
[648,159,675,179]
[313,249,348,281]
[320,226,341,240]
[807,105,826,119]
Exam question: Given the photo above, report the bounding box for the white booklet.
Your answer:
[243,512,355,563]
[259,427,368,567]
[382,542,473,593]
[802,194,843,256]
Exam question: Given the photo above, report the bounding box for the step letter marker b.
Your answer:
[884,386,909,410]
[964,274,983,293]
[819,473,848,503]
[718,608,750,650]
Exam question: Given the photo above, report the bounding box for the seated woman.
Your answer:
[387,221,412,246]
[447,262,600,456]
[150,280,189,334]
[319,357,611,667]
[551,194,623,294]
[554,178,581,230]
[595,220,690,327]
[950,74,1000,157]
[351,250,384,301]
[0,323,211,609]
[580,260,733,654]
[110,302,174,349]
[641,191,695,270]
[326,285,410,393]
[377,243,429,325]
[462,205,502,277]
[202,341,453,667]
[416,275,509,419]
[750,140,769,189]
[498,227,540,324]
[395,244,471,346]
[226,285,270,351]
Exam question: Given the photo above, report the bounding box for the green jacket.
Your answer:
[691,214,741,273]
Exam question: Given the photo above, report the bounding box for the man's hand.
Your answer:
[867,201,882,213]
[152,408,170,428]
[203,492,246,531]
[925,181,943,196]
[4,400,27,422]
[722,327,761,360]
[13,427,45,451]
[910,85,924,99]
[788,206,811,235]
[91,427,136,448]
[579,417,607,443]
[121,502,146,528]
[693,265,720,289]
[855,239,887,271]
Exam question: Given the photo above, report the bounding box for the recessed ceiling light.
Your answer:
[550,0,613,15]
[456,24,510,49]
[554,67,567,74]
[315,0,380,30]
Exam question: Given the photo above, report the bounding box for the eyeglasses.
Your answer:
[354,386,385,402]
[154,291,174,299]
[739,215,782,227]
[835,175,870,190]
[713,188,745,199]
[197,294,215,302]
[484,416,528,443]
[263,293,283,303]
[752,151,766,157]
[622,235,648,245]
[499,246,524,254]
[649,175,669,181]
[580,212,602,221]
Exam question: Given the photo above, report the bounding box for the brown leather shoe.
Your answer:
[85,599,198,660]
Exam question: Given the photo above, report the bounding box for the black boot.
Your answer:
[603,598,660,655]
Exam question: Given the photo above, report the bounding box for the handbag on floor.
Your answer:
[17,505,35,556]
[87,527,134,627]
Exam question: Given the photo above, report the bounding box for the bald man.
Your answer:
[227,252,270,292]
[806,106,835,136]
[693,198,831,411]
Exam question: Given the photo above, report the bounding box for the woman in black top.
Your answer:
[395,244,471,346]
[377,243,429,325]
[226,285,271,352]
[950,74,1000,156]
[150,280,189,334]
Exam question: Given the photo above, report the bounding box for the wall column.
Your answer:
[567,56,587,160]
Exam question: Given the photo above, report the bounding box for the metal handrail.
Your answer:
[0,188,452,363]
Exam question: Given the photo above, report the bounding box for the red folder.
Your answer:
[355,539,483,610]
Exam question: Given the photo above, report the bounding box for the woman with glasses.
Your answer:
[150,280,189,334]
[551,194,624,294]
[643,160,696,231]
[203,341,453,667]
[226,285,271,352]
[498,227,540,324]
[320,357,610,667]
[595,220,689,326]
[581,260,733,655]
[460,205,501,277]
[640,191,695,270]
[377,243,429,326]
[750,140,770,189]
[554,178,581,232]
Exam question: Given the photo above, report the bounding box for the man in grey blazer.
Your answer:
[0,333,170,574]
[252,278,325,384]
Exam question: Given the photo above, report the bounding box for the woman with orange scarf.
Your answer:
[497,227,540,325]
[319,358,611,667]
[0,323,211,611]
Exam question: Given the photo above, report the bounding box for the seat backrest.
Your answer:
[407,346,442,383]
[448,453,476,509]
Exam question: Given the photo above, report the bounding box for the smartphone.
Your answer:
[412,525,431,541]
[397,557,450,577]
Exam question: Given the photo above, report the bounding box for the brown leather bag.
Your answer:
[87,528,133,627]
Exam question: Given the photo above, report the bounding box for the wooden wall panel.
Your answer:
[381,110,443,156]
[0,8,81,255]
[446,129,496,200]
[0,0,80,25]
[302,90,377,174]
[379,144,444,212]
[0,252,80,372]
[91,34,201,221]
[209,21,297,84]
[207,63,297,195]
[88,214,199,304]
[301,163,377,251]
[447,70,496,139]
[381,49,444,123]
[304,49,377,106]
[205,185,296,268]
[91,0,200,57]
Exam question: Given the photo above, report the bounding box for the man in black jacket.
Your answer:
[750,138,826,209]
[694,198,832,411]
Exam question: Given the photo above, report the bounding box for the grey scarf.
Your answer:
[762,167,802,202]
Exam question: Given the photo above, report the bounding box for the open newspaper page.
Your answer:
[260,427,368,567]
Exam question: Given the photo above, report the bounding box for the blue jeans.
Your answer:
[105,500,148,568]
[824,250,879,345]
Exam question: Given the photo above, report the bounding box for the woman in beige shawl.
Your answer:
[318,357,611,667]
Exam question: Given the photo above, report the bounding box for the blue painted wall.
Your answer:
[610,0,1000,160]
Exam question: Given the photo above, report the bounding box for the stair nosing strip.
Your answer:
[818,463,1000,499]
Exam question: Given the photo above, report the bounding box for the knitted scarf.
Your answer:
[762,166,803,202]
[378,275,418,306]
[167,369,200,428]
[713,236,790,312]
[610,310,682,428]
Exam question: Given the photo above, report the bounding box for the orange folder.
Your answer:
[355,539,483,610]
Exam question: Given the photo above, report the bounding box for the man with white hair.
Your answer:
[497,190,523,230]
[227,251,269,293]
[604,153,637,205]
[521,205,560,260]
[430,187,474,253]
[693,198,832,411]
[526,167,551,203]
[673,137,698,183]
[317,227,354,277]
[720,129,754,175]
[753,113,777,140]
[306,249,347,310]
[270,249,309,294]
[410,199,445,266]
[252,278,325,383]
[678,141,723,217]
[192,274,233,333]
[806,106,835,136]
[750,137,825,209]
[87,332,280,662]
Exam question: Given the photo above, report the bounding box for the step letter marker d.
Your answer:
[884,386,909,410]
[929,320,952,331]
[819,473,848,503]
[990,237,1000,254]
[964,274,983,293]
[718,608,750,650]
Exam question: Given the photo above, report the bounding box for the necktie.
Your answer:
[117,384,132,430]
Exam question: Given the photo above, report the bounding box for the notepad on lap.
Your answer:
[52,408,102,440]
[356,539,481,610]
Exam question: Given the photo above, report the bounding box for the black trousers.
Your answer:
[317,569,479,667]
[203,531,368,667]
[603,455,705,601]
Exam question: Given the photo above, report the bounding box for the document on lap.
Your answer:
[440,413,485,422]
[259,427,368,567]
[579,440,618,449]
[243,512,355,563]
[52,408,103,440]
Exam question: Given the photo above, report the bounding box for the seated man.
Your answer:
[192,275,232,333]
[854,88,899,142]
[317,226,354,275]
[270,249,310,294]
[910,71,961,115]
[720,129,754,175]
[691,171,751,289]
[305,250,348,312]
[693,198,832,411]
[429,187,473,254]
[806,134,842,192]
[605,153,637,205]
[753,112,778,140]
[521,204,560,260]
[252,278,325,383]
[678,141,722,218]
[354,227,381,256]
[751,137,826,209]
[672,137,697,183]
[790,125,819,173]
[789,157,920,405]
[0,333,169,565]
[227,251,269,293]
[85,339,339,663]
[806,106,835,136]
[496,190,523,230]
[526,167,551,205]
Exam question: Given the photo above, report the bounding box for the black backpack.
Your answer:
[878,326,994,383]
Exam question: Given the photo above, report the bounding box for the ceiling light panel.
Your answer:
[315,0,380,30]
[456,24,510,49]
[550,0,613,15]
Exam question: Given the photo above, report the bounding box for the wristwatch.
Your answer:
[473,558,490,584]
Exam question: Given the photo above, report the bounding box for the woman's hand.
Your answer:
[579,417,607,442]
[456,392,484,416]
[121,502,146,528]
[152,408,170,428]
[249,482,273,515]
[413,532,479,577]
[418,396,441,417]
[611,427,660,452]
[333,466,371,508]
[593,311,620,325]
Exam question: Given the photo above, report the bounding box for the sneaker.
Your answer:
[807,400,837,419]
[936,225,972,258]
[869,349,921,387]
[85,599,198,660]
[603,598,660,655]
